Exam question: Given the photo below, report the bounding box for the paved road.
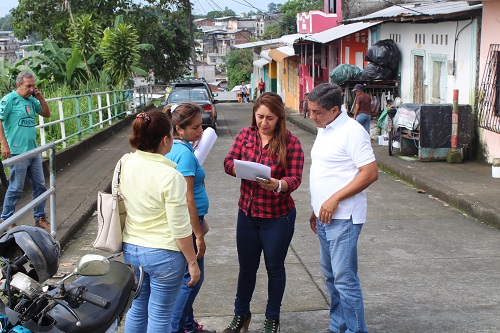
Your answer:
[59,103,500,333]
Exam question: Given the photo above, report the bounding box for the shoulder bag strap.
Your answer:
[112,153,130,196]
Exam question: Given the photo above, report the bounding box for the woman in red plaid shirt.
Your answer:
[223,92,304,333]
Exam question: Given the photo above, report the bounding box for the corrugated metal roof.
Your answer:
[305,21,380,44]
[253,58,270,68]
[233,39,282,49]
[268,46,296,62]
[276,46,295,56]
[260,50,272,61]
[346,1,482,23]
[279,33,311,47]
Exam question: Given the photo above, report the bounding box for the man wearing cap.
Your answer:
[352,84,372,134]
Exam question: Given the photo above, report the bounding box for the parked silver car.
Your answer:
[166,87,218,131]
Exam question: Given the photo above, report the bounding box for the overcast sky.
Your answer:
[0,0,285,19]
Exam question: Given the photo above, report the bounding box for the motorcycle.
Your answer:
[0,226,143,333]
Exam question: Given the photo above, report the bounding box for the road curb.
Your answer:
[376,158,500,229]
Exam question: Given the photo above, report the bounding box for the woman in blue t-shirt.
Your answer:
[164,102,214,333]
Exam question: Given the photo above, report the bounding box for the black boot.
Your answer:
[223,312,251,333]
[262,318,280,333]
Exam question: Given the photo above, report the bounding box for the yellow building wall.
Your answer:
[283,59,299,112]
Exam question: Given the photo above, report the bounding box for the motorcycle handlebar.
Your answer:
[66,286,110,309]
[81,291,110,309]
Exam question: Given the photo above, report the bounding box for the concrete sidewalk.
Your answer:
[285,110,500,229]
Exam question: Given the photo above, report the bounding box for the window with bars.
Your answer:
[477,44,500,133]
[496,52,500,117]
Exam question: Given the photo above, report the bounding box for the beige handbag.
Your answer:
[94,154,129,253]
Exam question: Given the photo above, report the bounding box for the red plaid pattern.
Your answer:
[224,127,304,218]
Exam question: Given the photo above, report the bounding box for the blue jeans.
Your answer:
[1,154,47,221]
[234,208,296,319]
[123,243,186,333]
[356,113,371,134]
[316,217,368,333]
[171,234,205,333]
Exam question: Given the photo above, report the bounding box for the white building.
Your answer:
[0,31,19,65]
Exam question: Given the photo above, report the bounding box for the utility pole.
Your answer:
[186,0,198,77]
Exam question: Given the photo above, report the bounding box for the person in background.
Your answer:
[352,84,372,134]
[223,92,304,333]
[307,83,378,333]
[258,78,266,95]
[0,71,51,231]
[120,109,200,333]
[164,103,215,333]
[166,84,173,101]
[240,82,249,103]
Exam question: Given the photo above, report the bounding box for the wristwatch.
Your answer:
[273,180,282,193]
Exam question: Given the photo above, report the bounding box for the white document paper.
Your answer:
[194,127,217,165]
[234,159,271,181]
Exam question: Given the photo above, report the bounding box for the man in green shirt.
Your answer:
[0,71,51,231]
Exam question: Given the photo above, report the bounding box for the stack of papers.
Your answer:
[234,160,271,181]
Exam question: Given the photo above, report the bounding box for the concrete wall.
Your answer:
[380,20,478,106]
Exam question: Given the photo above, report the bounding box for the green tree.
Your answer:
[262,24,281,40]
[100,18,148,86]
[223,8,236,17]
[0,14,13,31]
[70,14,101,79]
[0,59,15,96]
[206,11,223,19]
[125,8,191,83]
[225,49,253,89]
[268,3,280,13]
[11,0,133,44]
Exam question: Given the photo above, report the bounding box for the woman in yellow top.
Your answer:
[120,108,200,333]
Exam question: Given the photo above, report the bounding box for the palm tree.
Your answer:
[100,17,149,86]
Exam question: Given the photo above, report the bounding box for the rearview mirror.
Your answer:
[74,254,110,276]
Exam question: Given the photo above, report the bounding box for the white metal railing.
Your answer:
[0,143,57,236]
[36,86,160,153]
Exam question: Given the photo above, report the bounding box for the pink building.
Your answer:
[476,0,500,163]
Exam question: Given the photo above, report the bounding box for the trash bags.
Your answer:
[330,64,363,84]
[366,39,400,69]
[362,39,400,80]
[361,63,397,80]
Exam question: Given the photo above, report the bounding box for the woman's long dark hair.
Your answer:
[251,92,288,168]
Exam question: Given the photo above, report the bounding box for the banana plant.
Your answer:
[0,59,15,96]
[14,38,87,86]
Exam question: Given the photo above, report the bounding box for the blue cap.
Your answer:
[352,84,365,92]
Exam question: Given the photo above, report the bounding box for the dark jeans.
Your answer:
[234,208,296,319]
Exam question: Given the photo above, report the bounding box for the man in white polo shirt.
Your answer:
[306,83,378,333]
